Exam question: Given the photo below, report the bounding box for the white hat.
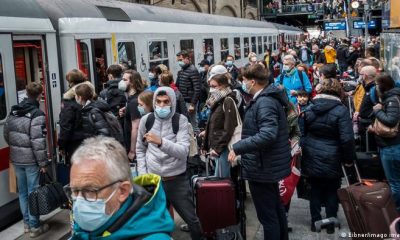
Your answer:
[208,65,228,82]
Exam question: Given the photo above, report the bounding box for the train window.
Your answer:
[203,39,214,65]
[251,37,256,53]
[234,37,241,60]
[269,36,273,51]
[274,36,277,50]
[220,38,229,62]
[263,36,268,52]
[149,41,169,69]
[76,41,91,81]
[118,42,137,70]
[180,40,195,64]
[257,36,262,54]
[244,37,249,58]
[0,54,6,120]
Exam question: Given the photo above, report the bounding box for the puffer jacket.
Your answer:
[203,92,239,154]
[359,81,376,132]
[4,98,47,167]
[301,94,356,178]
[232,84,291,183]
[58,81,96,149]
[336,44,349,67]
[373,88,400,148]
[80,100,112,139]
[176,64,201,105]
[136,87,190,177]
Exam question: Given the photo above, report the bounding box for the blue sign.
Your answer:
[324,22,346,31]
[307,4,314,12]
[353,20,377,29]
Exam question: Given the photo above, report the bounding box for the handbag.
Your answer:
[223,97,242,166]
[29,172,68,216]
[369,97,400,138]
[279,155,301,205]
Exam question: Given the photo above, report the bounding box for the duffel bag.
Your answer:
[29,171,68,216]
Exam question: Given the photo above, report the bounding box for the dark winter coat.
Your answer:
[232,84,291,183]
[176,64,201,105]
[373,88,400,148]
[204,93,239,154]
[311,51,326,65]
[347,50,360,68]
[359,81,376,132]
[337,44,349,67]
[301,95,356,178]
[80,100,113,139]
[4,98,47,167]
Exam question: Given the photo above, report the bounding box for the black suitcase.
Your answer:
[356,132,385,180]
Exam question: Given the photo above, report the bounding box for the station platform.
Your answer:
[0,190,350,240]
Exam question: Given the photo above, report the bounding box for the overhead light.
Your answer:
[351,1,360,9]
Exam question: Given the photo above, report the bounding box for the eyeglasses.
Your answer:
[63,180,122,202]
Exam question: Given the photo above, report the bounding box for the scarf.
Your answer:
[284,67,296,77]
[206,87,232,108]
[313,93,341,102]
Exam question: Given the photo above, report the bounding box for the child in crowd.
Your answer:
[296,90,312,112]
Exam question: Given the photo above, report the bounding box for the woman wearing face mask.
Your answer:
[245,52,258,68]
[137,91,154,117]
[119,70,145,160]
[146,66,160,92]
[58,69,95,166]
[200,74,240,178]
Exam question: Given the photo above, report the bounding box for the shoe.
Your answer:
[311,223,316,232]
[29,223,49,238]
[326,224,335,234]
[24,224,30,233]
[180,224,190,232]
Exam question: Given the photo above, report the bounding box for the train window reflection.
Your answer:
[244,37,249,58]
[251,37,256,53]
[258,36,262,54]
[203,39,214,65]
[118,42,137,70]
[220,38,229,62]
[180,40,195,64]
[234,38,241,60]
[269,36,273,51]
[263,36,268,53]
[149,41,169,69]
[0,54,6,120]
[76,41,91,82]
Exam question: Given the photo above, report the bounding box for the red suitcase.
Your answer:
[193,157,237,238]
[338,164,398,239]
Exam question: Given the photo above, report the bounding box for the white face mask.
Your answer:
[118,80,128,92]
[209,87,218,94]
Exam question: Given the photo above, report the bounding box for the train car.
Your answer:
[0,0,302,229]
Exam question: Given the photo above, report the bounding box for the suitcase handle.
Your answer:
[314,217,340,233]
[341,163,362,186]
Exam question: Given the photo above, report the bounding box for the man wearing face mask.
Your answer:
[228,64,291,240]
[68,136,175,239]
[310,44,326,65]
[136,87,204,240]
[225,55,239,82]
[198,59,211,108]
[299,41,312,66]
[336,39,350,74]
[275,55,312,104]
[347,45,360,70]
[176,51,201,134]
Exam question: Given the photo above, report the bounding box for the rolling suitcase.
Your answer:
[356,131,385,180]
[193,156,237,238]
[338,164,398,238]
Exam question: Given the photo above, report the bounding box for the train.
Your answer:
[0,0,303,229]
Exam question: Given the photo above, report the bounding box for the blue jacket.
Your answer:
[232,84,291,183]
[275,69,312,104]
[301,95,356,178]
[72,174,174,240]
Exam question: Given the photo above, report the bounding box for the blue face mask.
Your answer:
[226,61,233,67]
[155,105,171,119]
[72,187,118,232]
[178,61,185,68]
[242,80,253,94]
[137,106,146,116]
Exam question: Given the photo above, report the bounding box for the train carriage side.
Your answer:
[0,0,62,230]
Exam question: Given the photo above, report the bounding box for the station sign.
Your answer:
[353,20,377,29]
[324,21,346,31]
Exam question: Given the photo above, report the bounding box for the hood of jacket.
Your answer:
[105,79,121,88]
[81,99,111,113]
[382,87,400,101]
[72,174,174,240]
[10,98,40,117]
[153,87,177,120]
[254,84,289,109]
[63,81,95,100]
[310,94,342,115]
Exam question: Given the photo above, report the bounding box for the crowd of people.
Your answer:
[4,34,400,240]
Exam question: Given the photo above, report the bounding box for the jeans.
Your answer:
[309,177,341,224]
[214,148,230,178]
[14,164,40,228]
[186,103,199,134]
[380,144,400,212]
[163,174,203,240]
[248,181,288,240]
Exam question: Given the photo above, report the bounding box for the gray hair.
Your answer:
[71,136,132,183]
[283,54,296,65]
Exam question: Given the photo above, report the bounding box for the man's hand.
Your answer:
[143,132,162,146]
[290,90,297,96]
[210,150,219,157]
[373,103,383,111]
[119,107,126,118]
[40,167,47,173]
[188,104,195,113]
[128,151,136,161]
[228,150,237,163]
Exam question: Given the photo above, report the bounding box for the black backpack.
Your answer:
[100,86,127,116]
[89,108,124,145]
[145,113,180,135]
